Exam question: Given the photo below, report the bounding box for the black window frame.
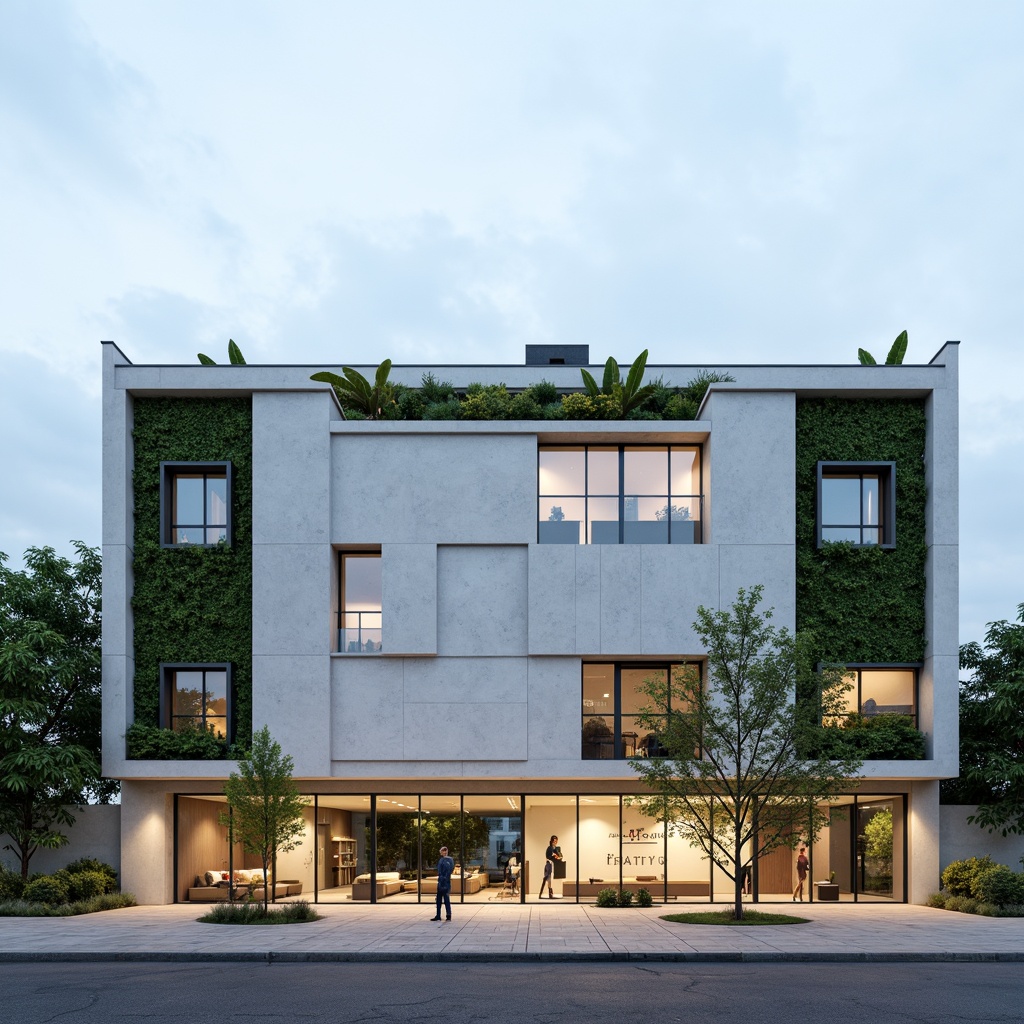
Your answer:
[835,663,920,728]
[582,661,701,760]
[159,662,234,741]
[816,460,895,549]
[160,461,233,548]
[337,551,383,654]
[538,444,703,545]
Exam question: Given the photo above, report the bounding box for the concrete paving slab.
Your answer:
[2,902,1024,963]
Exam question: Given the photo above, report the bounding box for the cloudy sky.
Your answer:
[1,1,1021,646]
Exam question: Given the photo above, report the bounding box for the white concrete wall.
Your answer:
[705,388,796,629]
[252,391,337,776]
[0,805,121,878]
[119,781,175,904]
[940,805,1024,875]
[101,342,135,775]
[330,432,537,544]
[923,342,960,773]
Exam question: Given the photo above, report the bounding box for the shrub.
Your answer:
[943,895,979,914]
[997,904,1024,918]
[636,887,653,908]
[63,858,119,894]
[595,888,619,908]
[460,383,513,420]
[972,865,1024,906]
[808,715,926,760]
[62,870,110,902]
[526,380,558,406]
[199,899,320,925]
[561,393,618,420]
[126,721,232,760]
[941,856,995,898]
[420,372,456,405]
[396,387,424,420]
[664,394,699,420]
[23,876,70,906]
[508,393,542,420]
[925,891,947,909]
[0,892,135,917]
[0,866,25,902]
[976,902,1000,917]
[422,398,462,420]
[616,888,634,908]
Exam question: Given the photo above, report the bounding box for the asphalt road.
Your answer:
[2,962,1023,1023]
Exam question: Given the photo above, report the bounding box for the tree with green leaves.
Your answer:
[941,604,1024,836]
[629,586,862,919]
[858,330,908,366]
[221,726,308,911]
[373,812,492,872]
[0,543,113,879]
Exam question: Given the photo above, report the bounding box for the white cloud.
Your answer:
[0,0,1022,637]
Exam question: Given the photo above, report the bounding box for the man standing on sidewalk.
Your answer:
[430,846,455,922]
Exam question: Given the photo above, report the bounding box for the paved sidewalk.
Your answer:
[3,901,1024,963]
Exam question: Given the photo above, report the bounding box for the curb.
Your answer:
[3,950,1024,964]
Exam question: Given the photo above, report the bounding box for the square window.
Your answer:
[160,462,232,547]
[817,462,895,548]
[160,663,233,739]
[582,662,699,759]
[825,666,918,727]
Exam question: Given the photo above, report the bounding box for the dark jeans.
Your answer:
[436,887,451,918]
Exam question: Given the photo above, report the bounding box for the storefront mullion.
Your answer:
[171,787,909,907]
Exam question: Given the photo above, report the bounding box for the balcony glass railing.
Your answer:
[339,611,382,653]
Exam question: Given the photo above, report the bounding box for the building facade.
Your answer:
[101,340,959,906]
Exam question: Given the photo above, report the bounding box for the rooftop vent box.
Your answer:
[525,344,590,366]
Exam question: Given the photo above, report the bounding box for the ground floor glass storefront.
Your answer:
[174,791,907,905]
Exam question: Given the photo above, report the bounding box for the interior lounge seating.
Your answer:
[187,869,303,902]
[562,877,710,898]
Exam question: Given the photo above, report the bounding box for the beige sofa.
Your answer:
[418,871,487,895]
[187,869,303,902]
[563,877,709,898]
[351,872,404,900]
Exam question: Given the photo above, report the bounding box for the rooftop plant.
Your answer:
[198,339,247,365]
[858,330,908,366]
[311,360,397,419]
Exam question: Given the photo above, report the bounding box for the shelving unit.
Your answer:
[331,836,357,885]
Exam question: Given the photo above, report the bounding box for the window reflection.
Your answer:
[340,554,383,653]
[539,445,702,545]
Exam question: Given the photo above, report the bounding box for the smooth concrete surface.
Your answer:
[4,901,1024,963]
[941,806,1024,873]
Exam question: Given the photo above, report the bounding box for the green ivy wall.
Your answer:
[131,397,253,751]
[795,398,927,664]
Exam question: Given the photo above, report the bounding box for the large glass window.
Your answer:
[160,462,231,546]
[161,664,231,738]
[810,794,905,902]
[539,445,702,544]
[817,461,895,547]
[339,553,382,653]
[173,790,908,905]
[582,662,698,759]
[830,667,917,727]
